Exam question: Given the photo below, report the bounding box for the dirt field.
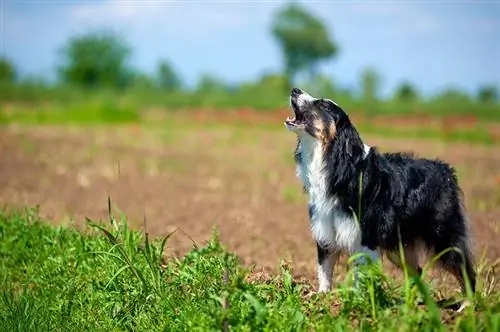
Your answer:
[1,115,499,293]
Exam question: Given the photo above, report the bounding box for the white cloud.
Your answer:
[352,2,441,36]
[353,2,409,16]
[2,0,497,94]
[66,0,252,35]
[69,0,151,22]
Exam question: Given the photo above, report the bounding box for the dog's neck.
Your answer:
[295,132,370,197]
[295,134,322,193]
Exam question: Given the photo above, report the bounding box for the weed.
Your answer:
[0,207,499,331]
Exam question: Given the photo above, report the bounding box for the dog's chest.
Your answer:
[296,138,359,251]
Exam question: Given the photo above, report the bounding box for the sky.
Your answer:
[1,0,499,97]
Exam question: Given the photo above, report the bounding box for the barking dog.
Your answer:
[285,87,476,310]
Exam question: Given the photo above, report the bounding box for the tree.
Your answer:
[0,56,16,83]
[58,30,133,88]
[435,88,471,103]
[240,73,288,93]
[195,73,227,94]
[131,72,155,90]
[360,67,381,104]
[157,60,182,92]
[271,3,338,90]
[477,85,498,103]
[358,67,382,116]
[395,82,418,101]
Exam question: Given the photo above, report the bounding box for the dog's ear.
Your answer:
[335,122,364,161]
[345,139,353,157]
[325,122,364,196]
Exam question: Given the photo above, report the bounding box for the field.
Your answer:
[1,108,500,330]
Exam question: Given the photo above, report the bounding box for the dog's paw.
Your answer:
[437,298,474,313]
[302,290,319,299]
[456,299,473,313]
[303,289,331,299]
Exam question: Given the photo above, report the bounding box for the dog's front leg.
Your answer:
[317,243,340,292]
[308,203,340,293]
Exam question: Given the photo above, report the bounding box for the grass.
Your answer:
[1,83,499,120]
[354,123,497,146]
[1,206,499,331]
[0,98,139,125]
[1,100,498,146]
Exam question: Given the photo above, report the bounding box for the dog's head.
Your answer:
[286,88,367,192]
[285,88,351,144]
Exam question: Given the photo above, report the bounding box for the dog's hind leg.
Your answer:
[385,247,423,277]
[437,237,476,291]
[434,234,476,312]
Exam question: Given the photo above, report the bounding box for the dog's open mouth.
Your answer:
[285,100,305,127]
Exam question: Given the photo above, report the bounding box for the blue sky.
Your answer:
[2,0,499,97]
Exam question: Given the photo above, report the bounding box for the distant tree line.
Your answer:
[0,3,498,105]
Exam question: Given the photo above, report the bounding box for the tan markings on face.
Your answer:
[312,117,334,146]
[313,118,324,132]
[328,122,337,140]
[312,118,325,141]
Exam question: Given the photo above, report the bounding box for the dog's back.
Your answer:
[363,149,476,295]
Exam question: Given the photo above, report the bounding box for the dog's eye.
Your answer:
[319,100,335,113]
[317,100,329,110]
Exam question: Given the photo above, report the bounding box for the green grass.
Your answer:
[355,123,497,146]
[1,207,499,331]
[1,100,498,146]
[0,98,139,125]
[1,83,499,120]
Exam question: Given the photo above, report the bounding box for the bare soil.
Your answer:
[1,116,499,295]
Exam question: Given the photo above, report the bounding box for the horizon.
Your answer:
[2,0,499,98]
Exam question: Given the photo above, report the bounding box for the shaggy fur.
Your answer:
[284,88,476,310]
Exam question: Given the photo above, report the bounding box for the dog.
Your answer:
[284,87,476,311]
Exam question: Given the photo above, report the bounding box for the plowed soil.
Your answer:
[1,114,499,295]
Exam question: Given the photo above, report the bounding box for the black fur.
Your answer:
[322,105,476,294]
[308,203,315,220]
[316,243,330,266]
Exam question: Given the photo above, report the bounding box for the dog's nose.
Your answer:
[291,88,302,97]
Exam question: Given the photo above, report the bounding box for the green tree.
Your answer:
[58,31,133,88]
[240,73,288,93]
[435,88,471,103]
[131,72,155,90]
[360,67,381,105]
[0,56,16,83]
[256,73,288,91]
[477,85,498,103]
[395,82,418,101]
[196,73,227,94]
[271,3,338,90]
[359,67,382,117]
[157,60,182,92]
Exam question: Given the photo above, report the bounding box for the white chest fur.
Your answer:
[296,136,370,253]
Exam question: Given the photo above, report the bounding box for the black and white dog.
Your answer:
[285,88,475,310]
